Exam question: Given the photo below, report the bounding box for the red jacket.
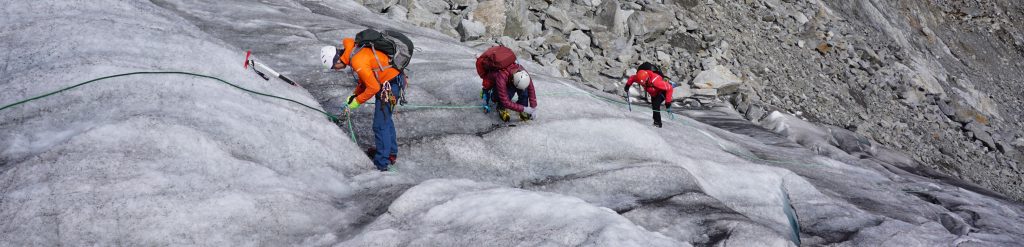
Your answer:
[625,69,673,105]
[488,64,537,112]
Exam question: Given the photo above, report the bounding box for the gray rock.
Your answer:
[544,6,575,34]
[627,11,646,37]
[473,0,506,37]
[569,30,592,49]
[791,12,809,25]
[938,101,955,117]
[745,104,767,121]
[384,5,408,21]
[502,0,531,39]
[407,6,438,27]
[417,0,451,14]
[671,0,700,9]
[359,0,400,12]
[448,0,478,8]
[456,19,486,41]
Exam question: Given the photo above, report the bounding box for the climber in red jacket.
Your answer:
[625,69,674,128]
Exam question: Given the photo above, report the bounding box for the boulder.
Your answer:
[569,30,592,49]
[640,10,676,37]
[502,0,532,39]
[596,0,632,37]
[448,0,478,8]
[417,0,451,14]
[384,5,408,21]
[473,0,506,37]
[656,50,672,65]
[627,11,646,37]
[358,0,400,12]
[456,19,486,41]
[544,6,575,34]
[691,65,742,89]
[407,6,438,27]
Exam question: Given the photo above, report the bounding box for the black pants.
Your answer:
[651,92,666,126]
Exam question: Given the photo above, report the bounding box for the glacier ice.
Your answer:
[1,0,1023,246]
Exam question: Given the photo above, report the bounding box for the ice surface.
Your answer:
[2,0,1023,246]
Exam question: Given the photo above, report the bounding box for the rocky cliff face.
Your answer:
[360,0,1024,201]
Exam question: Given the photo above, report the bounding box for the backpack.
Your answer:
[352,29,415,72]
[638,62,664,78]
[476,46,518,89]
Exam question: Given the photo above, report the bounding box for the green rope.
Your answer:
[346,112,357,143]
[1,72,818,167]
[0,71,343,135]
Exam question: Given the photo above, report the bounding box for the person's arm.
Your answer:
[527,78,537,108]
[624,74,637,91]
[665,87,674,106]
[352,59,381,104]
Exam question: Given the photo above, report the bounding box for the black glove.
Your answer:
[623,85,630,93]
[347,95,357,104]
[665,102,672,110]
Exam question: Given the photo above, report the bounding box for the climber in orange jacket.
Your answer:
[625,68,674,128]
[321,36,405,171]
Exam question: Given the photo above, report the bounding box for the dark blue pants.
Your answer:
[490,86,529,110]
[372,74,403,171]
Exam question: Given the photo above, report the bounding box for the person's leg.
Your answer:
[652,93,665,127]
[388,76,403,159]
[372,99,392,170]
[515,88,529,107]
[372,78,402,171]
[516,88,532,120]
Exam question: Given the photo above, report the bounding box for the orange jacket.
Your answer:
[339,38,401,104]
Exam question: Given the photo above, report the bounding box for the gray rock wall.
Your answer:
[364,0,1024,201]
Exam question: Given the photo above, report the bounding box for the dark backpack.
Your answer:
[638,62,664,77]
[476,46,519,89]
[352,29,415,72]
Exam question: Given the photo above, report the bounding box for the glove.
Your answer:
[346,95,361,110]
[665,102,672,110]
[623,85,631,93]
[523,107,536,115]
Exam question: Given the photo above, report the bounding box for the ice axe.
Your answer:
[244,50,298,86]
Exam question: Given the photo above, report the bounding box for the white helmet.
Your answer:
[513,70,531,90]
[320,46,340,71]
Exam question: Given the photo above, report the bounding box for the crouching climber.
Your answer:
[476,45,538,122]
[625,64,674,128]
[320,29,414,171]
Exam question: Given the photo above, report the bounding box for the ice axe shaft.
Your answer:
[254,61,297,86]
[626,90,632,112]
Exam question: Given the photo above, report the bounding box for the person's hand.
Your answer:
[346,95,360,110]
[523,107,536,115]
[665,102,672,110]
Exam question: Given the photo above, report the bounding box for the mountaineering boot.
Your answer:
[519,112,532,121]
[498,109,511,122]
[653,121,663,128]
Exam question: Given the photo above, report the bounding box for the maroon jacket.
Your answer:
[488,63,537,112]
